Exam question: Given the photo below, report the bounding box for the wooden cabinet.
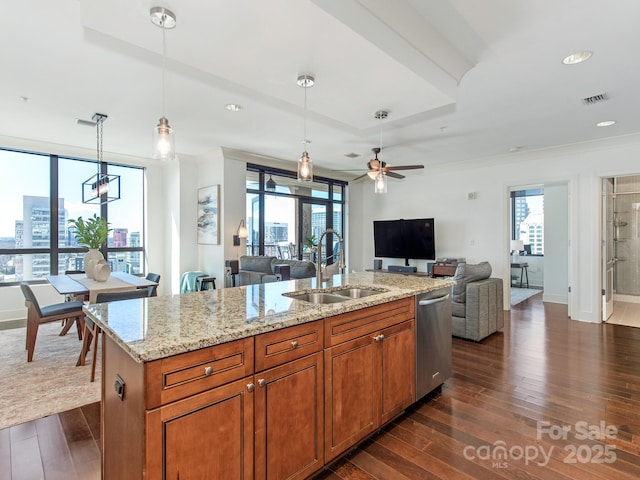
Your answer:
[102,301,416,479]
[254,321,324,480]
[146,377,254,480]
[324,298,415,462]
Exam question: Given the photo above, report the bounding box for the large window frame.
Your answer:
[246,164,347,264]
[0,147,145,286]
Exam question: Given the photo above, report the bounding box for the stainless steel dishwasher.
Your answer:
[415,288,452,400]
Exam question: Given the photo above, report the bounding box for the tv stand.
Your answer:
[366,269,431,278]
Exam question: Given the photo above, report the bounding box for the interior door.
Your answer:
[602,178,614,321]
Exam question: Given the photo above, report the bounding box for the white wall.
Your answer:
[349,133,640,323]
[543,183,569,303]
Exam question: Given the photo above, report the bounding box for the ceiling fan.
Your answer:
[352,147,425,181]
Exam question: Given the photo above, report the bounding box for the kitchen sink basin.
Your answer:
[285,292,350,304]
[332,288,384,299]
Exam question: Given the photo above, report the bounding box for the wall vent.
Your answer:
[582,93,608,105]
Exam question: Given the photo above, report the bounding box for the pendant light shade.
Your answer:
[150,7,177,161]
[152,116,174,160]
[297,75,314,182]
[374,171,387,194]
[265,174,277,192]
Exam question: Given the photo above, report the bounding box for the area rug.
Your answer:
[511,287,542,306]
[0,322,101,430]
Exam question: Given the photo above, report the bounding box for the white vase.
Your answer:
[84,249,103,279]
[93,259,111,282]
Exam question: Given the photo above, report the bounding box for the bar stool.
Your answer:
[197,276,216,291]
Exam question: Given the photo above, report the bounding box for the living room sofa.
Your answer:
[235,255,316,286]
[450,262,504,341]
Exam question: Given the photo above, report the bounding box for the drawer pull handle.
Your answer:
[374,334,385,342]
[247,383,255,392]
[204,366,214,376]
[258,378,266,388]
[291,340,299,349]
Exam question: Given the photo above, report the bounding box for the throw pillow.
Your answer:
[452,262,492,303]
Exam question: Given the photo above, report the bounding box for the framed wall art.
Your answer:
[197,185,219,244]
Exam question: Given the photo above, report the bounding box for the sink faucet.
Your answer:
[316,228,346,287]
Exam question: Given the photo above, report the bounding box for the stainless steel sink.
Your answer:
[285,292,350,304]
[332,288,384,299]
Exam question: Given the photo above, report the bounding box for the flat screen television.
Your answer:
[373,218,435,265]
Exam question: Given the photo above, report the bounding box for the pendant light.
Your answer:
[297,75,314,182]
[150,7,176,161]
[265,174,277,192]
[373,110,387,194]
[82,113,121,204]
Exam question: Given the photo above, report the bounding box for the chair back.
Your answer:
[20,282,43,317]
[95,289,152,304]
[146,273,161,284]
[65,270,85,274]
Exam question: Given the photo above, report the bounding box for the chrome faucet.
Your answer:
[316,228,346,286]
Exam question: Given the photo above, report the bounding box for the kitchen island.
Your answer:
[86,271,453,479]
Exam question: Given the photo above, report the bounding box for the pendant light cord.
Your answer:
[96,117,103,176]
[303,83,308,147]
[161,15,167,119]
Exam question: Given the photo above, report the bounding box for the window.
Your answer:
[245,165,346,265]
[511,188,544,255]
[0,148,145,285]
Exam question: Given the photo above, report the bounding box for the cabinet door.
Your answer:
[146,376,254,480]
[379,320,415,425]
[254,352,324,480]
[324,335,378,463]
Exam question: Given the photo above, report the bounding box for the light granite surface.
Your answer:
[84,271,454,363]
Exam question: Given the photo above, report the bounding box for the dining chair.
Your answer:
[78,288,153,382]
[145,272,161,296]
[20,282,85,362]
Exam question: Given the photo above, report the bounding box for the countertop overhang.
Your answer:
[84,271,454,363]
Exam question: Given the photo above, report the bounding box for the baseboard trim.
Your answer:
[543,293,568,304]
[0,319,27,331]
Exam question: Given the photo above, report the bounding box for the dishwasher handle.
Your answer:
[418,293,450,306]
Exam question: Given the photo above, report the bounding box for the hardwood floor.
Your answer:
[2,295,639,479]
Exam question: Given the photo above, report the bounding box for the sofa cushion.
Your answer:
[284,260,316,279]
[452,262,492,303]
[239,255,276,274]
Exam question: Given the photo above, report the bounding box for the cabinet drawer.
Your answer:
[145,337,254,409]
[325,298,414,347]
[255,320,323,371]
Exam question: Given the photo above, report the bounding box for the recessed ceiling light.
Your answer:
[225,104,242,112]
[596,120,616,127]
[562,50,593,65]
[509,146,523,152]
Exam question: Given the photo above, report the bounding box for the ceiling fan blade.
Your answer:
[385,171,405,179]
[384,165,424,171]
[351,172,370,181]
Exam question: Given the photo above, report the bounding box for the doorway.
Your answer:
[601,175,640,324]
[508,183,570,308]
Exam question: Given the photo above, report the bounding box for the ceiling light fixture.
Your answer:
[265,174,277,192]
[82,113,121,204]
[596,120,616,127]
[373,110,388,194]
[562,50,593,65]
[297,74,314,182]
[225,103,242,112]
[150,7,177,161]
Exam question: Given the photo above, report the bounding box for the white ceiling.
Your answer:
[2,0,640,179]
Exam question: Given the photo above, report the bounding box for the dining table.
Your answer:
[47,272,158,304]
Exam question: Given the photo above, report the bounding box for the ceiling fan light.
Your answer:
[298,151,313,182]
[374,172,387,194]
[152,116,175,160]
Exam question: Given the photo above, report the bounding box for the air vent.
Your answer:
[582,93,608,105]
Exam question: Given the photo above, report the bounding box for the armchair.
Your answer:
[450,262,504,341]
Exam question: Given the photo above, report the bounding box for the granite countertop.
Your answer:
[84,271,454,363]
